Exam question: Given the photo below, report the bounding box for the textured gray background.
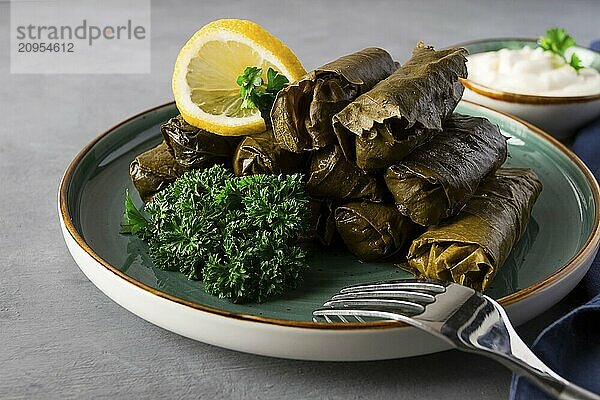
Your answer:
[1,0,598,399]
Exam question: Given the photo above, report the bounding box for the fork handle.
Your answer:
[464,298,600,400]
[484,336,600,400]
[502,357,600,400]
[503,357,600,400]
[558,384,600,400]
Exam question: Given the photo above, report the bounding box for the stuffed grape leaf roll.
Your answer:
[354,123,437,171]
[384,114,507,226]
[271,48,397,153]
[307,145,385,201]
[161,115,239,169]
[232,130,304,176]
[404,168,543,291]
[333,42,468,168]
[300,198,337,246]
[336,201,417,262]
[130,141,188,202]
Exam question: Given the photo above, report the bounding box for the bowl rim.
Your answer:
[455,37,600,104]
[59,100,600,331]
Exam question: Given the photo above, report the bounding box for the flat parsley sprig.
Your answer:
[538,27,583,72]
[236,67,289,115]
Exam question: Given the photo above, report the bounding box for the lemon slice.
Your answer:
[172,19,306,136]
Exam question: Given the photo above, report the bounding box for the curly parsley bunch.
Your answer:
[122,164,310,303]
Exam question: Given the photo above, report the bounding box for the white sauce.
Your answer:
[467,46,600,96]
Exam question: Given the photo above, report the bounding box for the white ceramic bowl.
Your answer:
[457,38,600,140]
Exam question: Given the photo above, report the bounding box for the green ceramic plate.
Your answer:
[59,101,600,360]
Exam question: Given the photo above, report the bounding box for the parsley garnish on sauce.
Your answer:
[538,28,584,72]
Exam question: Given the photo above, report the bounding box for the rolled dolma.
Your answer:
[336,201,417,262]
[161,115,239,169]
[232,130,304,176]
[333,42,468,167]
[300,198,337,246]
[271,48,397,153]
[307,145,385,201]
[130,141,188,202]
[493,218,539,292]
[384,114,507,226]
[354,122,437,171]
[404,168,543,291]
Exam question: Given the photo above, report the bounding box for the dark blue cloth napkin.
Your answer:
[509,40,600,399]
[509,295,600,399]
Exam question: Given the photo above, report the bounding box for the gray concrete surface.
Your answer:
[1,0,598,398]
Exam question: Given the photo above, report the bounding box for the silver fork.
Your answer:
[313,279,599,400]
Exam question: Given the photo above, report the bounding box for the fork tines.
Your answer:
[339,279,447,294]
[313,279,448,324]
